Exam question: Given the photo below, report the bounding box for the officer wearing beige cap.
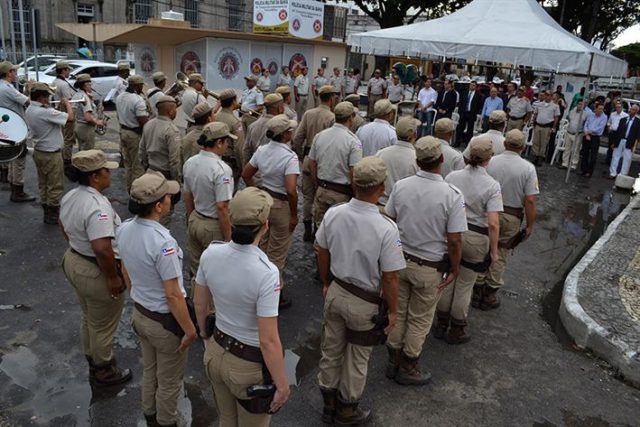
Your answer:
[309,102,362,226]
[293,66,310,119]
[71,73,103,152]
[183,122,236,287]
[292,85,337,241]
[463,110,506,161]
[139,95,181,182]
[26,81,74,224]
[0,60,35,202]
[53,61,78,165]
[241,75,265,132]
[367,68,387,118]
[531,91,560,166]
[356,99,397,156]
[215,88,245,190]
[59,149,132,387]
[312,68,329,107]
[113,62,130,101]
[116,171,195,427]
[316,156,405,425]
[181,102,214,168]
[182,73,207,119]
[506,87,533,131]
[474,129,538,310]
[116,74,149,192]
[433,118,465,177]
[344,94,365,132]
[385,136,466,385]
[275,85,297,121]
[244,93,285,164]
[376,117,420,206]
[146,71,168,118]
[194,188,290,426]
[436,137,503,344]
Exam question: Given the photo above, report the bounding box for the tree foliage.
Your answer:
[612,43,640,70]
[349,0,470,29]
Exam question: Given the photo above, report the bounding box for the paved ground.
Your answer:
[1,123,640,426]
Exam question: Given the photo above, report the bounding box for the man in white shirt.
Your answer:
[356,99,397,156]
[605,101,628,166]
[417,77,437,137]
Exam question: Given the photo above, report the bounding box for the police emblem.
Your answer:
[278,9,287,20]
[313,19,322,33]
[256,12,264,22]
[218,50,240,80]
[292,19,301,31]
[250,58,264,75]
[289,53,307,77]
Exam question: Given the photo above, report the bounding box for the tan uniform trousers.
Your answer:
[33,150,64,206]
[120,129,145,192]
[531,125,552,158]
[562,132,583,169]
[437,230,489,320]
[301,157,317,222]
[387,261,442,358]
[295,95,308,121]
[62,121,76,162]
[259,198,293,273]
[188,211,223,277]
[367,94,383,118]
[204,339,271,427]
[313,186,350,228]
[241,114,259,135]
[132,309,188,426]
[318,283,378,402]
[75,122,96,151]
[506,118,524,132]
[62,249,125,365]
[8,156,26,185]
[478,212,521,290]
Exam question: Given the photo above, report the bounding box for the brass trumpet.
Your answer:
[165,72,188,99]
[95,101,109,136]
[239,108,262,118]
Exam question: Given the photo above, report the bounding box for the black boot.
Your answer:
[91,358,132,386]
[385,346,401,379]
[10,184,35,202]
[394,352,431,386]
[303,220,313,242]
[446,317,471,345]
[44,205,59,225]
[319,387,337,424]
[471,284,484,308]
[144,414,160,427]
[334,394,371,426]
[432,310,450,340]
[480,286,500,310]
[85,354,95,381]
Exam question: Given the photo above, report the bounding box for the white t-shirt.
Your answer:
[249,141,300,195]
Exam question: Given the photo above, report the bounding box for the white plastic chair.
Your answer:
[523,123,534,156]
[473,114,483,135]
[550,129,566,165]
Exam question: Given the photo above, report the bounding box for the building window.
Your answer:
[129,0,153,24]
[10,0,32,44]
[228,0,243,31]
[184,0,199,28]
[77,3,95,24]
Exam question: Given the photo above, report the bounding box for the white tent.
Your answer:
[348,0,627,77]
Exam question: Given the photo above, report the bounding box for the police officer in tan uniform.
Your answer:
[243,93,285,164]
[433,118,465,177]
[385,137,466,385]
[436,137,502,343]
[316,156,405,425]
[181,73,207,119]
[312,67,329,107]
[181,102,214,169]
[292,85,337,241]
[25,82,74,224]
[241,75,265,133]
[367,69,387,118]
[531,91,560,166]
[275,85,298,121]
[464,110,506,161]
[59,150,131,386]
[139,95,181,181]
[183,122,236,286]
[242,115,300,309]
[474,129,538,309]
[146,71,167,118]
[53,61,77,166]
[215,89,245,191]
[294,66,310,120]
[506,87,533,131]
[344,94,365,133]
[116,74,149,192]
[71,74,104,152]
[309,102,362,226]
[113,62,130,101]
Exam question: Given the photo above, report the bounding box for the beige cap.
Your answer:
[218,88,237,101]
[415,136,442,162]
[75,73,92,84]
[55,61,70,71]
[334,101,357,119]
[130,171,180,204]
[489,110,507,124]
[190,102,213,121]
[244,75,258,83]
[264,93,284,106]
[230,187,274,226]
[318,85,339,95]
[128,75,145,85]
[504,129,525,148]
[267,114,297,136]
[344,94,360,105]
[0,61,18,74]
[374,69,382,73]
[373,99,396,117]
[71,149,119,172]
[469,136,494,161]
[188,73,205,84]
[396,117,421,140]
[117,62,130,71]
[201,122,237,141]
[31,82,54,94]
[354,157,387,188]
[434,117,455,134]
[275,85,291,95]
[152,71,166,82]
[155,95,177,107]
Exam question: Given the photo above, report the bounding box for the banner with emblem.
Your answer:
[253,0,290,35]
[133,45,157,86]
[207,39,252,90]
[288,0,324,40]
[283,44,313,77]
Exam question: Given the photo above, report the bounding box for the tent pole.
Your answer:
[565,52,594,183]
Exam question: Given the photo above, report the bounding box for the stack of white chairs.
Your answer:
[550,119,570,165]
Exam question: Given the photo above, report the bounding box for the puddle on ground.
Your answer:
[285,321,322,386]
[0,304,31,311]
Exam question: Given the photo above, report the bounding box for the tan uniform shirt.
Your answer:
[309,123,362,184]
[356,119,397,157]
[329,75,344,93]
[316,198,406,292]
[440,139,465,178]
[249,141,300,196]
[116,91,147,128]
[534,101,560,125]
[216,108,245,162]
[113,76,128,101]
[445,166,503,228]
[487,150,539,209]
[386,171,467,261]
[71,90,95,124]
[139,115,181,179]
[243,113,274,163]
[313,76,329,93]
[183,151,234,218]
[507,96,533,118]
[464,130,505,160]
[25,101,68,152]
[257,76,272,93]
[284,105,297,121]
[376,140,418,205]
[387,83,404,102]
[146,87,165,118]
[292,104,335,155]
[181,87,206,118]
[368,77,387,96]
[294,75,310,96]
[0,79,28,118]
[181,124,204,168]
[53,77,77,103]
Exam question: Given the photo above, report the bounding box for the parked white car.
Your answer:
[16,55,66,80]
[38,60,123,102]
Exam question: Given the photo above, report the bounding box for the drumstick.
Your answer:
[0,114,9,124]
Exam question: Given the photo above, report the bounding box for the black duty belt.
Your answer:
[535,122,553,128]
[259,186,288,201]
[510,115,525,120]
[403,252,443,271]
[503,206,524,220]
[213,327,263,363]
[195,210,217,220]
[333,277,382,305]
[135,302,167,323]
[121,125,143,135]
[318,180,352,197]
[467,223,489,236]
[70,247,97,264]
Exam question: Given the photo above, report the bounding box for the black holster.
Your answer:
[161,298,199,337]
[345,301,389,347]
[205,313,216,337]
[237,362,275,414]
[461,253,492,273]
[500,229,527,250]
[437,254,451,274]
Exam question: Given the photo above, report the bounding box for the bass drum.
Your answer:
[0,107,28,163]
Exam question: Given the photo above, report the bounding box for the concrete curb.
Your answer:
[559,193,640,388]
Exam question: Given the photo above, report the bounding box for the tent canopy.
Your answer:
[348,0,627,77]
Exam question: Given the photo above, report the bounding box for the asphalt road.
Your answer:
[1,138,640,427]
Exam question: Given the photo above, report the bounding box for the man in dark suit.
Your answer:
[455,81,484,146]
[435,79,459,120]
[608,104,639,178]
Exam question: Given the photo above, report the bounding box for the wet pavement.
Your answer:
[1,124,640,426]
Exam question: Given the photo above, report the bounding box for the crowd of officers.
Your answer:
[1,58,543,427]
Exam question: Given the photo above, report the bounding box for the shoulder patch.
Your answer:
[97,212,110,221]
[162,246,176,256]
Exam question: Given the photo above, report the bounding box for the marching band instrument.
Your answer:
[95,101,109,135]
[0,107,29,163]
[49,99,87,104]
[239,108,262,119]
[165,72,188,99]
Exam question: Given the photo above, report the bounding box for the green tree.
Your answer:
[611,43,640,71]
[349,0,470,29]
